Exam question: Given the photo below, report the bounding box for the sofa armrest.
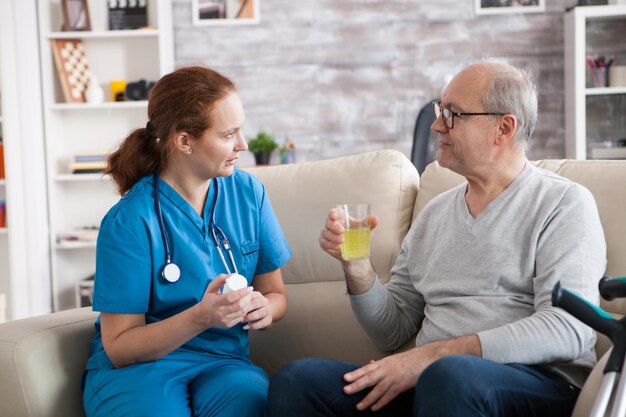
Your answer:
[571,347,611,417]
[0,308,97,417]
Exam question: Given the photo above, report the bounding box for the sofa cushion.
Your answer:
[244,150,420,286]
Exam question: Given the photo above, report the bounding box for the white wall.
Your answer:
[0,0,51,319]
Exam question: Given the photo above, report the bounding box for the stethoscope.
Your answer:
[154,173,239,283]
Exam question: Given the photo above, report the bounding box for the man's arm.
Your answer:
[478,185,606,365]
[341,258,377,295]
[319,208,426,351]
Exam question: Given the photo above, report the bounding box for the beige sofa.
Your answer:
[0,150,625,417]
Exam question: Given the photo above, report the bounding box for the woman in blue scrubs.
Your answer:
[82,66,292,417]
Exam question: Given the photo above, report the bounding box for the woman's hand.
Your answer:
[197,274,254,328]
[243,291,273,330]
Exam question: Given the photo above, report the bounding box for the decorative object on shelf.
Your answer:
[279,135,296,164]
[0,200,6,228]
[70,154,108,174]
[61,0,91,31]
[192,0,260,26]
[475,0,545,15]
[248,131,278,165]
[108,0,149,30]
[51,39,90,103]
[609,65,626,88]
[85,75,105,104]
[110,79,127,101]
[125,79,155,100]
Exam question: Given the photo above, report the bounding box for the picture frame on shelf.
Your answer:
[474,0,545,15]
[61,0,91,31]
[192,0,260,26]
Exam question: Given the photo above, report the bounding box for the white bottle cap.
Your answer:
[222,274,248,294]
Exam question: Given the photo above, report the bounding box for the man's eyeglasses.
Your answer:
[433,101,506,129]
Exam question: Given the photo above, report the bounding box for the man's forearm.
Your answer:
[423,334,483,359]
[342,258,377,295]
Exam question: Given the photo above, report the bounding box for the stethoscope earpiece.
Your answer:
[162,262,181,283]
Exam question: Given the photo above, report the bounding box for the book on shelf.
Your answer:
[70,153,108,174]
[56,226,99,247]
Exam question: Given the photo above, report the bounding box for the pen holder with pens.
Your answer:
[587,55,614,88]
[588,67,608,88]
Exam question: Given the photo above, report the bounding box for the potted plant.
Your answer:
[248,131,278,165]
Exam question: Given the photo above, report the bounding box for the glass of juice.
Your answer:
[336,203,371,261]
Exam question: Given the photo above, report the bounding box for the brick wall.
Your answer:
[173,0,598,165]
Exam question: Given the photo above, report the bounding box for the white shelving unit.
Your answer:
[38,0,174,310]
[564,5,626,159]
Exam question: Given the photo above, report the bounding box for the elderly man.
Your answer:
[268,60,606,417]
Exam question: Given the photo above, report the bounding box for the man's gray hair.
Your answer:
[478,59,538,152]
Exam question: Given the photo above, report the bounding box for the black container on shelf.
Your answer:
[108,0,148,30]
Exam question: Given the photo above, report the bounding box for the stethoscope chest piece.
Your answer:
[162,262,181,283]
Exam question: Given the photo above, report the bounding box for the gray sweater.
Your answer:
[351,162,607,387]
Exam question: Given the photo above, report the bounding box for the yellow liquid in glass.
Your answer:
[341,227,371,260]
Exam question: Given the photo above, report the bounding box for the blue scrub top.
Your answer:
[86,169,292,370]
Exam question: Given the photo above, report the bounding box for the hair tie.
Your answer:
[145,121,156,138]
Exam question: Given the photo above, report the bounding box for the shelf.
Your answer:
[590,147,626,159]
[564,5,626,159]
[586,87,626,96]
[54,173,110,182]
[575,5,626,19]
[45,29,159,40]
[55,241,96,250]
[49,101,148,111]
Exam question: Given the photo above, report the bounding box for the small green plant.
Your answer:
[248,131,278,154]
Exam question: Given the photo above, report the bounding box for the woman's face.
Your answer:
[190,91,248,179]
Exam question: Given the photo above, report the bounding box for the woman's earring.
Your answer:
[185,148,193,155]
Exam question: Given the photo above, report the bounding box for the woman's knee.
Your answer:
[83,368,191,417]
[193,365,269,417]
